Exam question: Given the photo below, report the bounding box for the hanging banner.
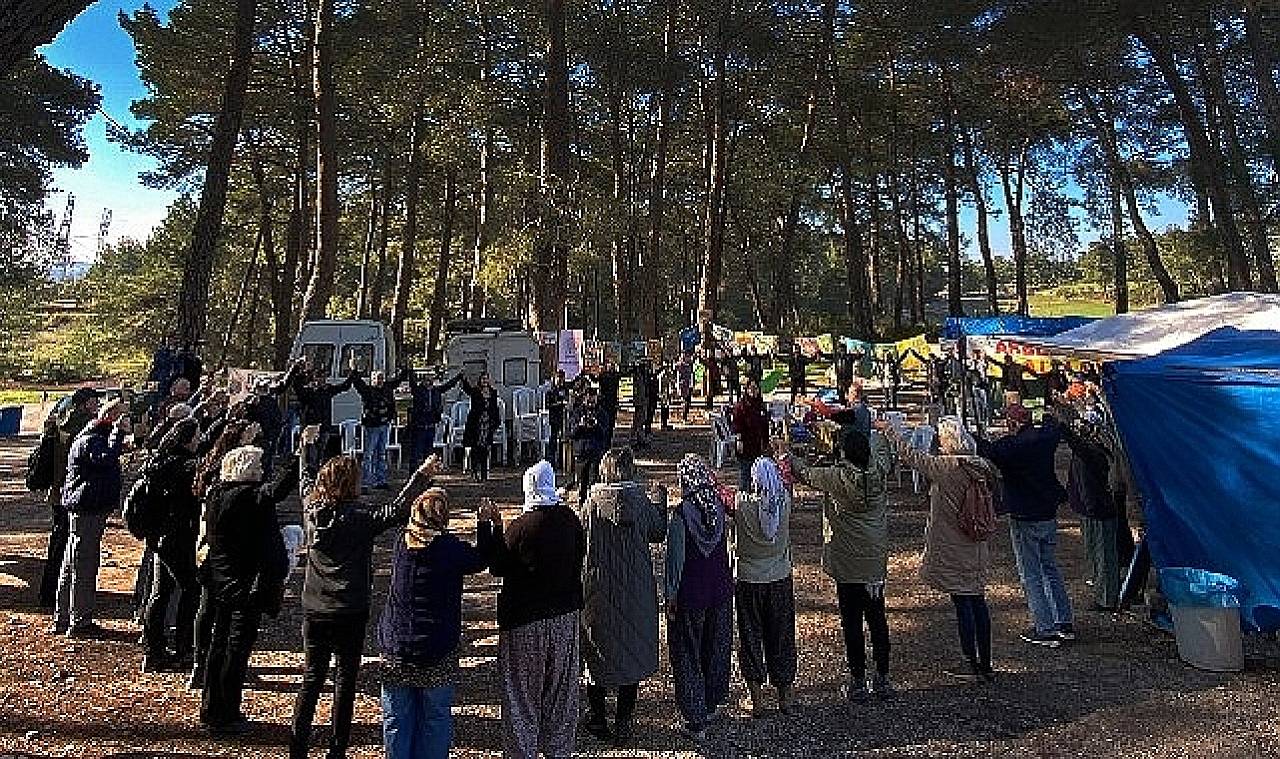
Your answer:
[226,368,275,404]
[894,334,930,372]
[967,335,1084,376]
[816,334,835,357]
[796,336,822,359]
[534,331,559,347]
[679,326,700,352]
[557,330,585,380]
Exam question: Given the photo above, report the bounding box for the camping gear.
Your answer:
[1104,328,1280,632]
[1160,567,1244,673]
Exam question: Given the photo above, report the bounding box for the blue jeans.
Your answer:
[382,683,454,759]
[1009,519,1074,634]
[363,424,389,487]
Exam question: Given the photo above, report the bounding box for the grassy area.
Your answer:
[1026,290,1117,318]
[0,389,64,407]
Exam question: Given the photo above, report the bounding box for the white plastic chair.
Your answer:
[386,424,403,470]
[432,417,451,466]
[512,388,542,461]
[908,425,937,494]
[445,400,471,469]
[492,398,509,465]
[882,411,908,436]
[337,419,361,456]
[708,411,737,468]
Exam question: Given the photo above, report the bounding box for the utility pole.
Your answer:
[56,193,75,281]
[97,209,112,254]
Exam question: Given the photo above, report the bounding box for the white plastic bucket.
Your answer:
[1170,604,1245,672]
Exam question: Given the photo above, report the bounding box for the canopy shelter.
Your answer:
[1023,292,1280,360]
[1104,327,1280,632]
[942,315,1095,340]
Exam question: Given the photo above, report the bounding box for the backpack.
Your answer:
[958,475,999,543]
[25,432,57,492]
[123,465,167,540]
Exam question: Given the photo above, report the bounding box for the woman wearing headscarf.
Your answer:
[664,454,733,741]
[732,456,797,717]
[578,447,668,746]
[378,485,487,759]
[461,371,501,481]
[878,417,1000,682]
[477,461,586,759]
[198,445,297,735]
[790,429,894,704]
[290,443,439,759]
[141,416,202,673]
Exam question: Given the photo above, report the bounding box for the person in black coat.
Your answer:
[289,440,439,759]
[570,389,606,504]
[284,358,356,464]
[785,347,810,404]
[461,372,501,481]
[352,366,410,491]
[594,360,622,447]
[544,370,570,470]
[406,368,462,469]
[142,417,203,673]
[198,445,297,735]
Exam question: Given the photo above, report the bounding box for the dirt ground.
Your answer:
[0,398,1278,759]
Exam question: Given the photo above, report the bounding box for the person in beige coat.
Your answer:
[879,417,1001,683]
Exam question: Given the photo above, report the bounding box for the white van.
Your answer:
[291,319,397,425]
[440,320,541,410]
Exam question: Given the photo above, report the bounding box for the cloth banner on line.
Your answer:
[557,330,585,380]
[226,368,276,404]
[967,335,1084,376]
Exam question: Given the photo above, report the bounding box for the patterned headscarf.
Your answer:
[751,456,787,543]
[677,454,724,557]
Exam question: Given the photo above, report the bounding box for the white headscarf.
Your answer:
[751,457,787,543]
[522,460,561,512]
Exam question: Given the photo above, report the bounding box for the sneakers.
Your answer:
[1056,624,1077,642]
[842,680,870,704]
[943,661,981,682]
[870,674,896,701]
[66,621,107,639]
[1020,629,1062,648]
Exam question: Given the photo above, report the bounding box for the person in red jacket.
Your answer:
[731,380,770,489]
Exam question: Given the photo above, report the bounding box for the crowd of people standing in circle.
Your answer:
[27,335,1136,758]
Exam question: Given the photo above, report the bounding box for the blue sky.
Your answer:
[41,0,178,262]
[40,1,1189,268]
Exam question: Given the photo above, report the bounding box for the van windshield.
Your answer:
[502,357,528,387]
[342,344,375,376]
[302,344,336,377]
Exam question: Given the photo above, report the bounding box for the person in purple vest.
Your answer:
[664,454,733,742]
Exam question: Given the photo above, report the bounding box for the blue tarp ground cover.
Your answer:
[943,315,1095,340]
[1103,327,1280,632]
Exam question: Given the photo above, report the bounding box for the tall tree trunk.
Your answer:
[1109,173,1129,315]
[830,48,873,339]
[911,170,926,325]
[530,0,572,331]
[867,176,883,316]
[244,215,270,362]
[999,151,1029,316]
[391,115,425,353]
[1244,0,1280,174]
[698,5,728,322]
[427,168,457,362]
[219,221,263,367]
[941,74,963,317]
[962,129,999,314]
[301,0,339,320]
[643,0,677,339]
[469,0,494,320]
[1136,20,1251,290]
[608,58,632,340]
[174,0,257,346]
[356,179,379,318]
[1080,88,1181,303]
[370,181,391,320]
[889,170,908,330]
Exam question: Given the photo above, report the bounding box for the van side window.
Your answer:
[463,359,488,384]
[502,358,528,387]
[302,344,336,377]
[342,344,374,376]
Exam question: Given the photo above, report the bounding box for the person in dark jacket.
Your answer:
[785,348,809,404]
[977,403,1074,647]
[731,380,770,489]
[406,368,462,469]
[630,360,652,450]
[477,461,587,759]
[1057,407,1120,611]
[247,379,285,475]
[722,350,741,403]
[290,440,439,759]
[544,370,569,469]
[55,398,130,638]
[39,387,99,610]
[378,486,488,759]
[142,417,203,672]
[594,360,622,447]
[352,366,410,491]
[460,372,501,482]
[570,389,606,504]
[198,445,296,734]
[284,357,356,463]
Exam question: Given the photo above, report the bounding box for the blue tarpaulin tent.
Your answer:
[1103,327,1280,632]
[943,315,1095,340]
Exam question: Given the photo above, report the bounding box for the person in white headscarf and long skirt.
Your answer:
[732,456,797,718]
[477,460,586,759]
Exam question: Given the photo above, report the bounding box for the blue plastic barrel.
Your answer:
[0,406,20,436]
